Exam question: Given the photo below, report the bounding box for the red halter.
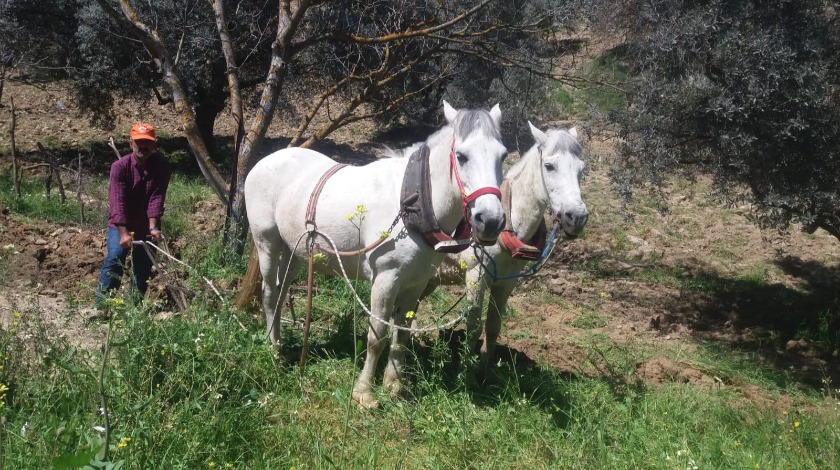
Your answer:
[448,135,502,221]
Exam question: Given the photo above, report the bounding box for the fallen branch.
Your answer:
[77,153,85,224]
[9,97,20,197]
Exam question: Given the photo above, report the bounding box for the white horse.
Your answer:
[244,101,508,407]
[424,122,588,375]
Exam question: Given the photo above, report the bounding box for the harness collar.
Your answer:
[498,179,548,260]
[401,143,470,253]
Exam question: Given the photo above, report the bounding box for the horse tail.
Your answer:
[233,239,263,310]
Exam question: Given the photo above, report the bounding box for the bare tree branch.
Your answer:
[93,0,229,202]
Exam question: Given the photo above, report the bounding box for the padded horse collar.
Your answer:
[498,179,547,260]
[400,144,473,253]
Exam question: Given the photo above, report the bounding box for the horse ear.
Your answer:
[443,100,458,123]
[489,104,502,127]
[528,121,548,145]
[568,126,578,138]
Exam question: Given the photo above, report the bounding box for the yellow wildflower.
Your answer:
[405,311,415,320]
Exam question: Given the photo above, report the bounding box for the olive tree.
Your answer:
[86,0,587,254]
[605,0,840,240]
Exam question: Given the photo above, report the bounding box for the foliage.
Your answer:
[604,0,840,241]
[0,0,80,76]
[2,1,591,141]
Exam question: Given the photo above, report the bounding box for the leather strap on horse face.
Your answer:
[400,143,472,253]
[498,178,548,261]
[448,135,503,223]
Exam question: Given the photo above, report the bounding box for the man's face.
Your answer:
[131,138,157,161]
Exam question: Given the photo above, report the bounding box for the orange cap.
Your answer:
[130,122,156,141]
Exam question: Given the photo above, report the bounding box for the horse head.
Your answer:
[441,101,507,244]
[528,122,589,239]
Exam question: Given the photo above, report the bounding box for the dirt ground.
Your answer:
[2,80,839,410]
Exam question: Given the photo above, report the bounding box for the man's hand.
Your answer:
[119,231,133,249]
[150,228,163,241]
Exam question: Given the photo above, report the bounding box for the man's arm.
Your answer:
[109,160,133,249]
[147,157,172,241]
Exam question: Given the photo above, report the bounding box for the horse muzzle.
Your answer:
[471,209,505,245]
[553,206,589,240]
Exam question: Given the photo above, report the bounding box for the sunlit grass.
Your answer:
[1,255,837,469]
[1,145,838,469]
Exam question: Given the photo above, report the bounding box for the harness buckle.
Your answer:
[433,238,472,253]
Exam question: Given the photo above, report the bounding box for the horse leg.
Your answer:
[464,267,488,355]
[480,282,515,373]
[352,274,398,408]
[256,240,298,348]
[383,290,425,397]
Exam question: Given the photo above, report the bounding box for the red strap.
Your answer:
[463,186,502,205]
[498,219,547,261]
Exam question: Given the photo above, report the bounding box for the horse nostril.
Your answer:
[474,212,484,225]
[564,210,589,226]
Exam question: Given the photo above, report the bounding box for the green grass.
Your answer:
[0,171,212,240]
[2,298,837,469]
[0,171,92,226]
[1,154,839,468]
[551,52,628,117]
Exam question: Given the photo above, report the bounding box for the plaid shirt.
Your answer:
[107,152,172,236]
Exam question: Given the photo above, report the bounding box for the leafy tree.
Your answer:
[3,1,591,254]
[0,0,81,105]
[85,0,587,253]
[605,0,840,240]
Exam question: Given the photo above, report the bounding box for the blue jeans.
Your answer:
[96,227,154,304]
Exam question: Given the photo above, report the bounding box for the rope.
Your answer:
[133,238,246,332]
[269,228,474,336]
[137,238,226,302]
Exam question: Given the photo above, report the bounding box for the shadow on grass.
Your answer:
[17,133,383,183]
[570,251,840,390]
[278,313,581,426]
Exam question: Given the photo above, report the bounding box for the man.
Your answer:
[96,122,172,305]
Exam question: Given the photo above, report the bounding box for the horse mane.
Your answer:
[452,109,502,141]
[378,108,501,159]
[507,127,582,178]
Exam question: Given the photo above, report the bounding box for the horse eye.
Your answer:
[456,152,468,164]
[544,163,556,172]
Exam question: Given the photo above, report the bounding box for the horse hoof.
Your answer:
[384,380,403,399]
[352,390,379,409]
